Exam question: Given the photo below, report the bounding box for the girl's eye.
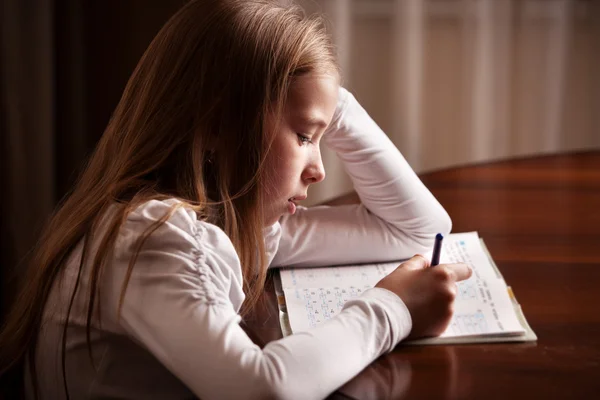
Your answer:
[297,133,312,145]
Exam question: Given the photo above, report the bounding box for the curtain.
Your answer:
[301,0,600,205]
[0,0,185,320]
[1,0,61,317]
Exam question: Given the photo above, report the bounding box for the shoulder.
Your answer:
[115,198,244,307]
[122,199,231,249]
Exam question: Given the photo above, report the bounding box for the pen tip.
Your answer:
[436,233,444,240]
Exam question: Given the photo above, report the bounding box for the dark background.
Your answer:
[1,0,186,322]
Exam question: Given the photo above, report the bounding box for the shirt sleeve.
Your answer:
[109,201,411,400]
[271,87,452,268]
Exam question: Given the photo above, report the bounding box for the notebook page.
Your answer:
[279,262,398,331]
[435,232,524,337]
[279,232,525,337]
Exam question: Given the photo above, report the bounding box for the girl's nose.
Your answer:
[302,151,326,184]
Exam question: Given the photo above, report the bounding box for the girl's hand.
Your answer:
[375,255,472,339]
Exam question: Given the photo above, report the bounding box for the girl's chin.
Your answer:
[263,201,295,226]
[264,219,278,227]
[263,212,282,227]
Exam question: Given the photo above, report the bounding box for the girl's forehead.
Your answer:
[288,73,339,97]
[285,74,339,122]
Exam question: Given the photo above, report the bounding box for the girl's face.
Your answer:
[262,73,339,226]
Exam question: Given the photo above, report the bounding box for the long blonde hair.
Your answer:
[0,0,338,396]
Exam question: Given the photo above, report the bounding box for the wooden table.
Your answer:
[242,151,600,399]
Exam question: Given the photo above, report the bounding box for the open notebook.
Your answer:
[274,232,537,345]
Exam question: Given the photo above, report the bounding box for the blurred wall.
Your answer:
[301,0,600,205]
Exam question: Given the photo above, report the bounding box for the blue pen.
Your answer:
[430,233,444,267]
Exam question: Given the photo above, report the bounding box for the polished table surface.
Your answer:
[242,151,600,399]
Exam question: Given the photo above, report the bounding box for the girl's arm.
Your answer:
[105,201,410,399]
[271,87,451,268]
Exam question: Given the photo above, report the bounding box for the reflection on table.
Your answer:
[243,151,600,400]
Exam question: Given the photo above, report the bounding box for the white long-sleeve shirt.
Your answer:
[28,88,451,400]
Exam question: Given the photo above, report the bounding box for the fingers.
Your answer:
[397,257,472,282]
[444,263,472,282]
[400,254,430,270]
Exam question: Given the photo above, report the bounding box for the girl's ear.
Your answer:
[202,132,219,162]
[206,148,215,164]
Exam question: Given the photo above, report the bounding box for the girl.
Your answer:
[0,0,471,398]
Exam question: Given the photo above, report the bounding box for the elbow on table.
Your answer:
[421,209,452,250]
[390,208,452,255]
[434,208,453,238]
[246,353,335,400]
[243,373,318,400]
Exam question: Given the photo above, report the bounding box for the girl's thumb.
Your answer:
[401,254,430,270]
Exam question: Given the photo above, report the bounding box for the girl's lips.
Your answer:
[287,195,306,215]
[290,195,307,201]
[288,199,297,215]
